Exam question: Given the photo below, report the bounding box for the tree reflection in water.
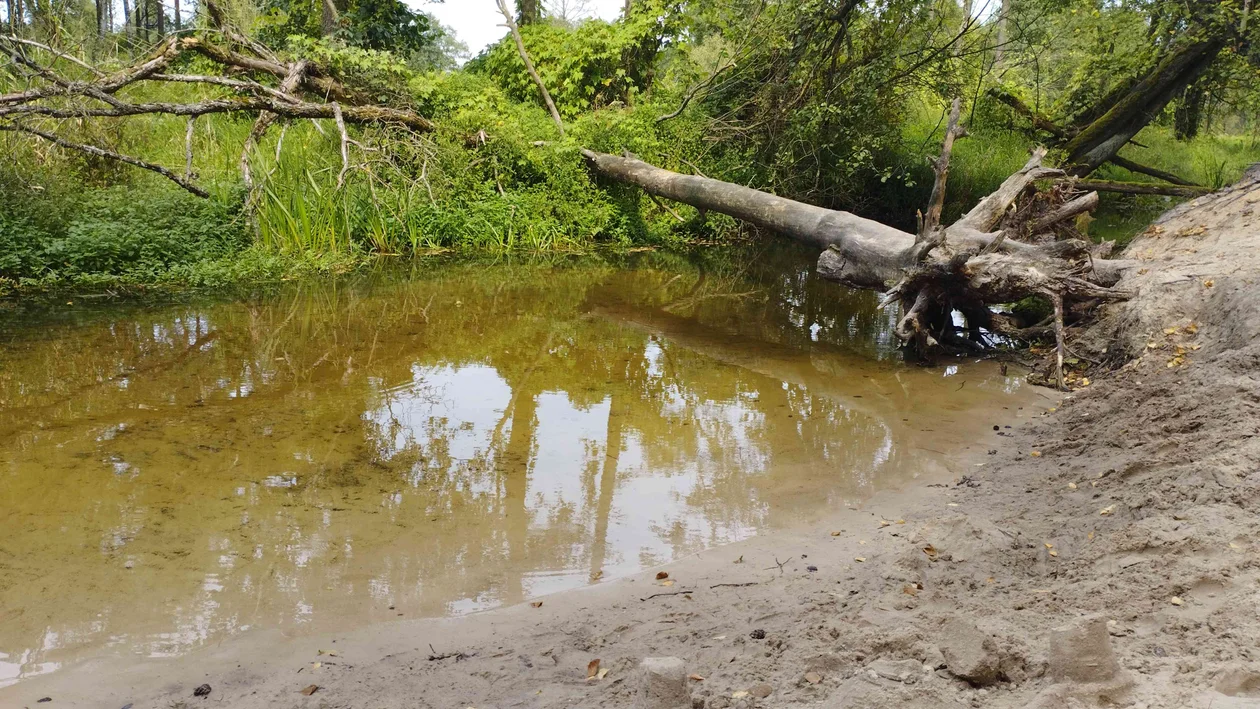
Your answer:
[0,243,1034,686]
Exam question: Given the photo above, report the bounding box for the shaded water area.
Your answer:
[0,244,1045,686]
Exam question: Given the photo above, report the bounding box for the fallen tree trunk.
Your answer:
[582,146,1133,370]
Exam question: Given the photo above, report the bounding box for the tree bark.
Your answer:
[1063,37,1224,172]
[582,148,1130,359]
[517,0,540,25]
[1174,78,1206,141]
[321,0,338,36]
[994,0,1011,65]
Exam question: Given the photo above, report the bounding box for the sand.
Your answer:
[5,170,1260,709]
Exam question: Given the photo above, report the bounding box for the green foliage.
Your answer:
[257,0,453,68]
[0,182,248,284]
[471,1,680,119]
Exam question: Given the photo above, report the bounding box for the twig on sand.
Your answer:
[640,590,695,601]
[764,557,790,574]
[427,643,475,661]
[710,582,760,589]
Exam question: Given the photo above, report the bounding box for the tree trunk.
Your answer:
[496,0,564,135]
[1063,37,1224,172]
[320,0,338,36]
[173,0,179,31]
[156,0,164,36]
[582,148,1130,364]
[1174,79,1206,141]
[121,0,131,38]
[96,0,104,39]
[518,0,540,25]
[994,0,1011,65]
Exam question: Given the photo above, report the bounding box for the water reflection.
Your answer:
[0,244,1039,686]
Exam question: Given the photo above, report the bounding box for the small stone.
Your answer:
[193,684,212,698]
[867,658,924,683]
[637,657,690,709]
[124,560,134,569]
[749,629,766,640]
[804,672,822,685]
[748,683,773,699]
[939,619,1001,686]
[1048,616,1121,683]
[922,647,946,670]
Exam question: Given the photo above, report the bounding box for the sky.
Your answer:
[418,0,626,58]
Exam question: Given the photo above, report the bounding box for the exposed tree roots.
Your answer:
[582,139,1136,386]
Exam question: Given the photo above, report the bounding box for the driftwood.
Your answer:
[0,33,434,197]
[582,132,1133,383]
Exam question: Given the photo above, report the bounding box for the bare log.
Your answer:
[0,122,209,197]
[1030,191,1099,233]
[1106,155,1197,187]
[0,33,435,197]
[1074,180,1211,197]
[582,146,1128,357]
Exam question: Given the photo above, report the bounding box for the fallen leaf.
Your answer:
[1030,451,1042,457]
[1170,596,1184,606]
[1099,505,1115,516]
[597,668,609,680]
[878,520,892,528]
[733,555,744,564]
[854,557,866,563]
[1164,327,1178,335]
[896,519,906,525]
[1068,482,1078,489]
[1088,530,1096,541]
[655,571,669,580]
[299,685,319,696]
[902,584,919,596]
[1049,550,1059,557]
[1044,542,1054,549]
[804,672,823,685]
[530,601,543,608]
[587,659,601,679]
[660,579,675,587]
[922,544,938,558]
[689,674,706,682]
[590,570,603,581]
[732,691,750,699]
[1229,542,1241,550]
[830,531,842,537]
[313,662,321,669]
[1203,279,1215,288]
[986,576,995,584]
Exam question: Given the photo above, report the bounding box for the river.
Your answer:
[0,243,1044,687]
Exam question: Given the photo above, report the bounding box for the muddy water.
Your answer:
[0,245,1045,686]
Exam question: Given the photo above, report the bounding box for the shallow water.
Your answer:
[0,244,1044,686]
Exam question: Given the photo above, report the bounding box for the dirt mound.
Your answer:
[1088,165,1260,360]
